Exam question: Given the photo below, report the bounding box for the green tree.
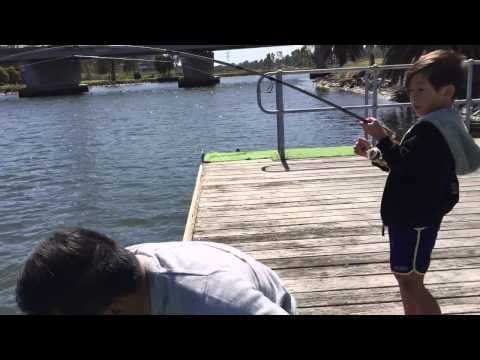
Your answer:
[312,45,365,68]
[383,45,480,83]
[154,55,174,76]
[96,59,110,74]
[289,46,314,68]
[263,53,274,69]
[81,60,96,80]
[7,67,20,83]
[0,67,9,84]
[123,58,138,73]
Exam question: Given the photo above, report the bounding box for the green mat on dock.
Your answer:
[203,146,355,163]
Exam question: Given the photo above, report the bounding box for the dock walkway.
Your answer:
[184,148,480,315]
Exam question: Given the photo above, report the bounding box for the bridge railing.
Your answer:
[256,60,480,162]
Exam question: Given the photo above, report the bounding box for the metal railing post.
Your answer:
[466,59,474,130]
[275,70,287,163]
[371,65,379,119]
[371,66,379,145]
[364,68,370,140]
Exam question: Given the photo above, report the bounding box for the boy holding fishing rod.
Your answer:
[354,49,480,314]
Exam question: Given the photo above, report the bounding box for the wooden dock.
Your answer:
[184,150,480,315]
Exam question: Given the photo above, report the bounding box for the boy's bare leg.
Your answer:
[395,274,417,314]
[394,273,441,315]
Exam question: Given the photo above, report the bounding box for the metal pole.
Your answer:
[466,59,474,130]
[371,66,379,145]
[364,69,369,140]
[275,70,288,168]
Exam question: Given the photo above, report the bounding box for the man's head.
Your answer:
[16,228,144,314]
[405,49,466,116]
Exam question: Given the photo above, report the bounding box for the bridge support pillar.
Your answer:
[19,58,88,97]
[178,50,220,88]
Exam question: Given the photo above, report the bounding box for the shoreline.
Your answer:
[0,68,316,95]
[314,78,396,101]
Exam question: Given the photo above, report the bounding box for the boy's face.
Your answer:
[407,73,454,117]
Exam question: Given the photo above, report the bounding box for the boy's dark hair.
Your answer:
[405,49,466,98]
[16,228,143,314]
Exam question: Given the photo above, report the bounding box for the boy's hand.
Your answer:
[354,137,371,157]
[360,117,389,141]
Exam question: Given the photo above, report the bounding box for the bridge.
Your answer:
[0,45,266,97]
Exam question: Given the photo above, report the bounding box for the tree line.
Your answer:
[3,45,479,86]
[0,66,21,85]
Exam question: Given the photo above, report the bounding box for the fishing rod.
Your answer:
[0,45,370,123]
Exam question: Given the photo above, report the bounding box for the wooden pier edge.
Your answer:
[183,163,204,241]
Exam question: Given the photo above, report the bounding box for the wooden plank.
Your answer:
[202,184,480,200]
[195,212,480,231]
[193,217,480,241]
[204,163,480,182]
[182,164,204,241]
[230,228,480,253]
[242,238,480,262]
[298,296,480,315]
[194,221,480,244]
[294,281,480,308]
[196,200,480,219]
[204,165,379,179]
[196,204,480,225]
[197,201,480,222]
[262,247,480,270]
[202,173,480,189]
[199,183,480,202]
[202,177,389,193]
[203,161,374,176]
[198,197,480,211]
[283,268,480,294]
[202,172,387,187]
[199,192,387,207]
[197,200,480,216]
[202,169,480,187]
[276,258,480,281]
[203,177,478,197]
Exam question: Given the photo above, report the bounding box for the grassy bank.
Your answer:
[0,84,25,94]
[0,74,178,94]
[214,66,313,77]
[82,78,167,87]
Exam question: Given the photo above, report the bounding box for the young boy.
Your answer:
[354,49,480,315]
[16,228,296,315]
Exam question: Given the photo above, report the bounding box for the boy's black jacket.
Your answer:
[376,121,459,227]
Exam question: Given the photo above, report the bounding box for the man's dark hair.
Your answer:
[405,49,466,98]
[16,228,143,314]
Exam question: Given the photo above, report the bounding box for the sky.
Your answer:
[214,45,303,64]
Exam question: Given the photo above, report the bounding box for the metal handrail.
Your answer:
[256,60,480,161]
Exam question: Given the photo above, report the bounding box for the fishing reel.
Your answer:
[367,146,390,172]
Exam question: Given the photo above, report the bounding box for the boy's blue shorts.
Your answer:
[387,225,440,275]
